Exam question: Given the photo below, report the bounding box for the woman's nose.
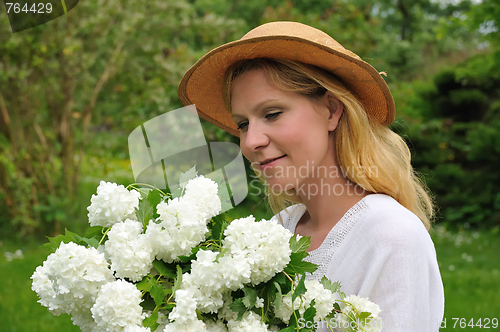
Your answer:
[242,122,270,152]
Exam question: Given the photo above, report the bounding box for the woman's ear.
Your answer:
[325,91,343,132]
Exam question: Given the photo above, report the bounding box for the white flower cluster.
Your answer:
[91,279,146,332]
[166,216,292,331]
[34,175,380,332]
[105,219,154,282]
[87,181,141,227]
[31,242,114,316]
[146,176,222,263]
[335,295,382,332]
[33,175,222,332]
[274,279,337,324]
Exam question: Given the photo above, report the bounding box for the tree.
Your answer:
[0,0,244,237]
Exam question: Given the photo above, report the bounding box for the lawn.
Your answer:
[1,225,498,332]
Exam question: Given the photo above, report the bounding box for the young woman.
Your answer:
[178,21,444,331]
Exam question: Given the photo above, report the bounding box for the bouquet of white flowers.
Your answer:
[31,170,382,332]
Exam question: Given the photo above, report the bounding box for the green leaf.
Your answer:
[136,276,152,293]
[179,166,198,189]
[170,265,183,300]
[42,234,68,252]
[42,228,101,252]
[210,215,229,241]
[142,310,160,332]
[289,235,311,253]
[284,252,318,275]
[178,246,201,263]
[80,237,99,249]
[140,298,156,312]
[292,274,307,302]
[218,182,233,212]
[278,327,295,332]
[147,189,163,220]
[149,278,167,307]
[152,260,176,279]
[135,196,154,228]
[320,276,341,294]
[303,299,317,330]
[85,226,105,238]
[273,281,283,312]
[229,298,247,321]
[358,311,372,321]
[241,287,258,309]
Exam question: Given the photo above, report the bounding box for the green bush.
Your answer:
[400,53,500,229]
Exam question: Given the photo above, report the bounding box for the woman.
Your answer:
[178,21,444,331]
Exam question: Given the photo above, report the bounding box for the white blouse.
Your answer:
[271,193,445,332]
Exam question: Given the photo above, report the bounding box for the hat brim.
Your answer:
[178,35,395,137]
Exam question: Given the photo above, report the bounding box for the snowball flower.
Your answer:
[146,176,221,263]
[183,175,222,219]
[124,326,151,332]
[91,279,145,332]
[31,242,114,316]
[70,307,108,332]
[205,320,228,332]
[303,280,337,321]
[87,181,141,227]
[105,219,155,282]
[223,216,292,284]
[335,295,382,332]
[227,312,270,332]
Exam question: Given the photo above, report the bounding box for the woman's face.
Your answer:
[230,69,342,191]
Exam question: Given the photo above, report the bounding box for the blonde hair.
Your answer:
[223,58,435,230]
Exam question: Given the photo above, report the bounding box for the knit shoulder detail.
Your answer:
[271,198,370,280]
[306,199,369,280]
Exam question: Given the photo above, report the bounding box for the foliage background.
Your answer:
[0,0,499,331]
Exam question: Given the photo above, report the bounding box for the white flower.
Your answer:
[124,326,151,332]
[205,319,228,332]
[146,175,222,263]
[255,297,264,308]
[303,280,337,321]
[274,291,302,324]
[227,312,269,332]
[223,217,292,284]
[87,181,141,227]
[105,219,155,282]
[183,176,222,219]
[70,308,107,332]
[168,289,199,324]
[91,280,145,332]
[335,295,382,332]
[31,242,114,316]
[163,319,206,332]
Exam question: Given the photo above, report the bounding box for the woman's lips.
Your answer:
[259,155,286,169]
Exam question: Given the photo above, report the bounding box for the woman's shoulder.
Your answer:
[354,194,434,250]
[270,203,307,232]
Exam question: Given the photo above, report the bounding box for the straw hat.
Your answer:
[178,21,395,137]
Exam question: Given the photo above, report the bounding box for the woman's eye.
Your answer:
[266,112,281,120]
[237,112,281,132]
[237,121,249,131]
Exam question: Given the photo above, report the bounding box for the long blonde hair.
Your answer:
[223,58,435,230]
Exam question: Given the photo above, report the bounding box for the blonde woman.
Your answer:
[179,21,444,331]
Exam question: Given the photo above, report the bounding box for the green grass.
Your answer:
[430,226,500,331]
[1,227,498,332]
[0,240,79,331]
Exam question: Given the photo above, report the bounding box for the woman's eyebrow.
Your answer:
[231,98,281,122]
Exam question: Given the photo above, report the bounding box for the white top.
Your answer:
[271,194,444,332]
